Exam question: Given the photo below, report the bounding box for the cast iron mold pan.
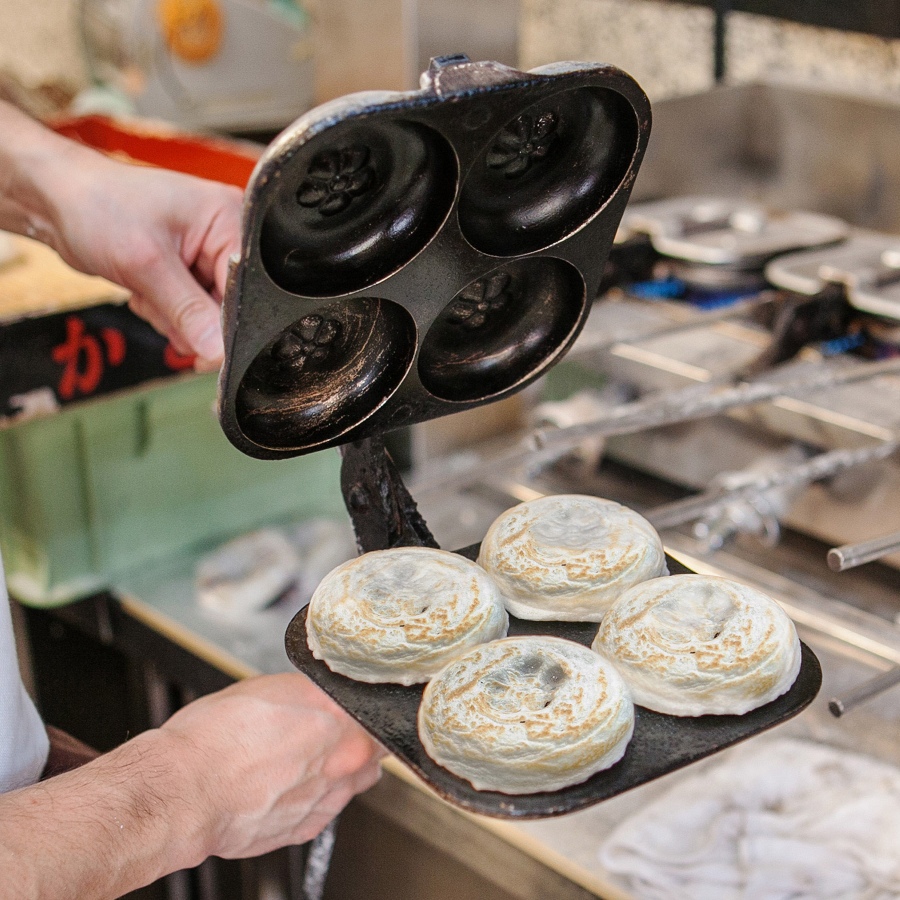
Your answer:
[218,57,652,459]
[219,57,822,819]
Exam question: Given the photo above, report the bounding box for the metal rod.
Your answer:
[648,441,900,531]
[713,0,731,83]
[411,378,726,496]
[534,357,900,451]
[568,293,775,359]
[302,818,338,900]
[828,530,900,571]
[412,357,900,497]
[828,666,900,717]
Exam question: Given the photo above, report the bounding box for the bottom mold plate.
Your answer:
[284,552,822,819]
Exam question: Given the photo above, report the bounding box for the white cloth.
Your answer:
[599,737,900,900]
[0,556,48,791]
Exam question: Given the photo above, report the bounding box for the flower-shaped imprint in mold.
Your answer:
[486,111,558,178]
[444,272,512,329]
[296,147,377,216]
[270,315,342,383]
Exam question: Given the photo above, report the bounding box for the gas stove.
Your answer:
[572,195,900,564]
[331,78,900,891]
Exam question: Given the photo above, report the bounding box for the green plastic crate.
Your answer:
[0,374,344,606]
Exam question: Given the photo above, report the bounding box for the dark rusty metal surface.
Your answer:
[285,549,822,819]
[218,56,652,459]
[339,436,438,553]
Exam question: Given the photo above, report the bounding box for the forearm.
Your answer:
[0,729,207,900]
[0,101,102,249]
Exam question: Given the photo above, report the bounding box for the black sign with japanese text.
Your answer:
[0,304,197,422]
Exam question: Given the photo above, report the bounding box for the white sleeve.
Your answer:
[0,555,49,792]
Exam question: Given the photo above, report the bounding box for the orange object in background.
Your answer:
[51,114,260,188]
[158,0,225,64]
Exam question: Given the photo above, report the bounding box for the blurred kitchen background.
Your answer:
[6,1,900,128]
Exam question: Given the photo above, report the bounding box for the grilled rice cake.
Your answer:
[307,546,508,685]
[593,574,801,716]
[419,635,634,793]
[478,494,666,622]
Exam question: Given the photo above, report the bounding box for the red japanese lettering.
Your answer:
[163,343,197,371]
[52,316,127,400]
[102,327,127,366]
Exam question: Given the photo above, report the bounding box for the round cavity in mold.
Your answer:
[260,118,457,297]
[418,259,585,403]
[457,87,638,257]
[235,298,415,450]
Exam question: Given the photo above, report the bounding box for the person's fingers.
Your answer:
[193,354,222,374]
[207,193,242,299]
[128,246,224,364]
[321,729,383,783]
[127,294,191,355]
[291,761,382,844]
[169,290,223,363]
[129,294,215,373]
[178,182,242,300]
[207,739,380,857]
[157,672,387,860]
[127,294,167,336]
[350,757,383,793]
[271,762,383,850]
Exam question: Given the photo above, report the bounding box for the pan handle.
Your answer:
[302,819,338,900]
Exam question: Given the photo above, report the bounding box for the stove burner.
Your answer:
[619,197,848,269]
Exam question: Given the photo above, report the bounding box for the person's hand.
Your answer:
[0,672,383,898]
[40,149,242,370]
[0,102,242,369]
[159,673,383,863]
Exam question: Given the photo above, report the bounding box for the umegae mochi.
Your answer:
[306,546,508,685]
[593,574,801,716]
[478,494,667,622]
[418,636,635,793]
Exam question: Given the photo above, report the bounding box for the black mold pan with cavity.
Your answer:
[218,57,651,459]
